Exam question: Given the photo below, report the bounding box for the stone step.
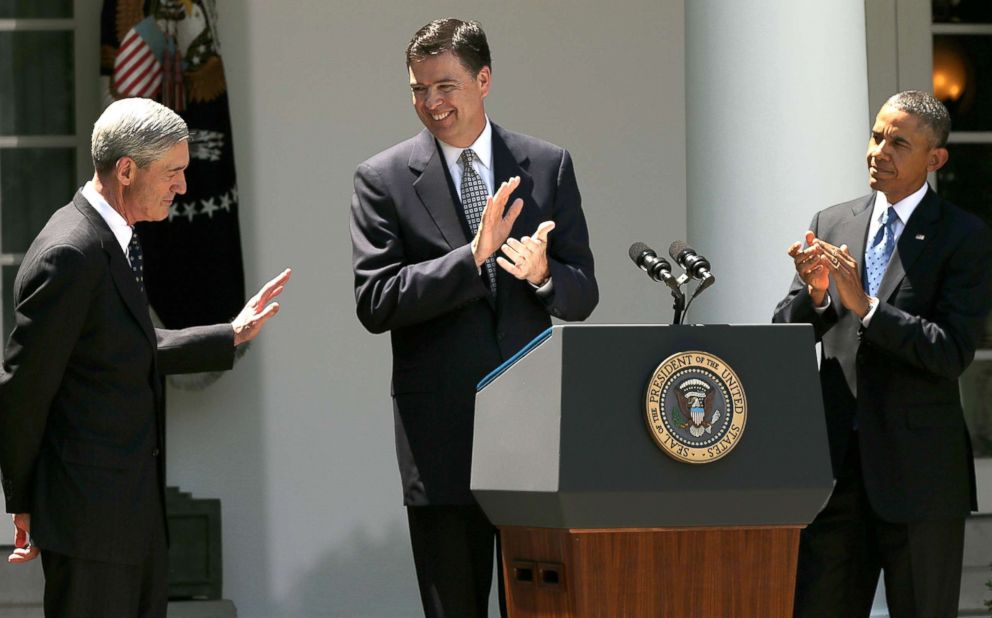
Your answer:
[0,608,44,618]
[961,515,992,616]
[1,552,234,617]
[0,601,236,617]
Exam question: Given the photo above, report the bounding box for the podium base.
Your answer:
[500,526,800,618]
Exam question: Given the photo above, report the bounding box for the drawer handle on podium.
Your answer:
[511,561,535,584]
[538,562,565,591]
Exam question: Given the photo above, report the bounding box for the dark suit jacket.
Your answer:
[0,192,235,565]
[773,188,992,523]
[351,124,598,505]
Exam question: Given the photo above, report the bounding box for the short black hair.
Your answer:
[884,90,952,148]
[406,18,491,76]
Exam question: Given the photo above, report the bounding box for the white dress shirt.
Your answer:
[866,182,927,254]
[437,117,495,199]
[81,180,132,256]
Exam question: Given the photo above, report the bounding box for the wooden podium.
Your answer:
[472,325,832,617]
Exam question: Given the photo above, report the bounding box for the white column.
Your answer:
[685,0,870,324]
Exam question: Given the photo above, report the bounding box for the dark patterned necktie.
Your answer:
[459,149,498,295]
[864,206,897,297]
[127,227,146,298]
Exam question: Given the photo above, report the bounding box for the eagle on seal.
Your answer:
[675,379,721,437]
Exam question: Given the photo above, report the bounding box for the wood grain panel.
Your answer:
[500,526,800,618]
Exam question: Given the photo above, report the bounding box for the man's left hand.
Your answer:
[496,221,555,286]
[233,268,292,346]
[819,240,873,318]
[8,513,38,564]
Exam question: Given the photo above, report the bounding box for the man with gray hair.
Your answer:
[775,90,992,616]
[0,97,291,617]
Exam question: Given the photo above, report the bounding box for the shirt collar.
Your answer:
[438,117,493,171]
[81,180,132,254]
[873,182,929,227]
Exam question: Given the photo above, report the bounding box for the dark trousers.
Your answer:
[793,434,965,618]
[40,517,168,618]
[407,503,507,618]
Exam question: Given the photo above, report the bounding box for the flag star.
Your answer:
[168,203,180,221]
[219,193,232,211]
[201,197,219,218]
[183,201,198,222]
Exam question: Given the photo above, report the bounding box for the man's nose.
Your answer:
[425,88,443,110]
[175,172,187,195]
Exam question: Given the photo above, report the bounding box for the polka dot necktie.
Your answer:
[459,149,498,295]
[127,227,146,299]
[864,206,897,297]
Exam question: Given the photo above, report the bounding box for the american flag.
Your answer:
[112,17,165,99]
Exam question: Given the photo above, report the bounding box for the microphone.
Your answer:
[668,241,714,282]
[629,242,675,284]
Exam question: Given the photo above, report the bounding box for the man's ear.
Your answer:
[928,147,949,173]
[115,157,136,186]
[477,65,491,98]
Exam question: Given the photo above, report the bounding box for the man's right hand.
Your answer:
[232,268,292,346]
[472,176,524,268]
[8,513,39,564]
[787,231,830,307]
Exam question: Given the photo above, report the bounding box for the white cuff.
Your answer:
[861,297,879,327]
[531,277,554,296]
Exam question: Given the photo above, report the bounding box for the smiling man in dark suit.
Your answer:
[0,97,291,617]
[774,90,992,617]
[350,18,597,618]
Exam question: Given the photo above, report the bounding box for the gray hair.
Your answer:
[884,90,951,148]
[91,98,188,174]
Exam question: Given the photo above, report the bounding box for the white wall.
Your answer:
[163,2,687,616]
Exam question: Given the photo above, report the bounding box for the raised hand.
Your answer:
[232,268,292,346]
[818,240,873,318]
[496,220,555,286]
[787,231,830,306]
[471,176,524,268]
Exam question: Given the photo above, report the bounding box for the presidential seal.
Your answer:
[644,351,747,464]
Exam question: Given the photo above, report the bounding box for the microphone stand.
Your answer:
[670,274,688,325]
[677,273,715,324]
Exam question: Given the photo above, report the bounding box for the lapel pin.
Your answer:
[915,234,925,240]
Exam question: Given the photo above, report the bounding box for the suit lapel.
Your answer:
[410,130,469,249]
[876,188,940,302]
[73,193,156,347]
[843,194,875,268]
[491,124,533,194]
[491,125,534,310]
[827,196,873,309]
[408,124,535,311]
